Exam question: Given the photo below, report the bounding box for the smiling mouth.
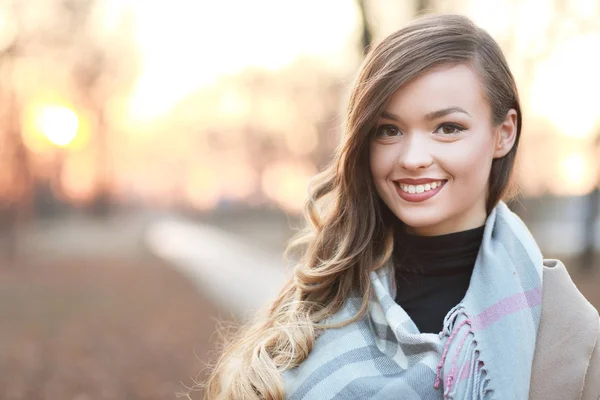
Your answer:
[396,180,447,194]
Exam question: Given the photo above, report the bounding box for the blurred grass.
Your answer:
[0,250,224,400]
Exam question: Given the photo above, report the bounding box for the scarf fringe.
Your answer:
[435,305,493,399]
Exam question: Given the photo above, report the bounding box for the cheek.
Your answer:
[441,139,494,184]
[369,144,393,180]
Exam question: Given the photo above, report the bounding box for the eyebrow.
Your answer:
[380,107,472,122]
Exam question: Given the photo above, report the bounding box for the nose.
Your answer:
[399,133,434,171]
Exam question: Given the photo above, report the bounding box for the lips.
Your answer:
[393,179,447,202]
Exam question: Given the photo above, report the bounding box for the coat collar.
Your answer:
[529,259,600,399]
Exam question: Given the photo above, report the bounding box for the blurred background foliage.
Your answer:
[1,0,599,224]
[1,0,600,223]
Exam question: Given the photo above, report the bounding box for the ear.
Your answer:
[493,109,518,158]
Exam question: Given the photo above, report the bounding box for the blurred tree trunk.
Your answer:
[581,133,600,271]
[415,0,432,14]
[0,52,33,265]
[62,0,114,217]
[581,187,599,270]
[356,0,373,56]
[90,106,112,216]
[356,0,435,56]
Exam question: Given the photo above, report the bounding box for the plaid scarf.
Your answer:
[283,201,543,399]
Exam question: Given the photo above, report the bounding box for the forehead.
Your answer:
[384,64,490,118]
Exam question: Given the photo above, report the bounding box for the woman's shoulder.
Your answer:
[530,258,600,400]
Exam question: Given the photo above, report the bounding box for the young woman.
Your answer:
[204,14,599,399]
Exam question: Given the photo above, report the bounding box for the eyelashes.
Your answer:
[374,124,401,137]
[434,122,466,136]
[373,122,467,138]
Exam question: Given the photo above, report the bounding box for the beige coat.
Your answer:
[530,259,600,400]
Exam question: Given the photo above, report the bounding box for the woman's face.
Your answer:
[369,63,516,236]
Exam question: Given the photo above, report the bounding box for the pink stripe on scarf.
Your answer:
[450,287,542,386]
[471,287,542,331]
[435,287,542,395]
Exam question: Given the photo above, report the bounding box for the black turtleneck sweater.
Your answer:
[393,225,485,334]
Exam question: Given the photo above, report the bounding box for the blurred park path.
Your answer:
[145,210,293,321]
[0,212,226,400]
[145,222,288,321]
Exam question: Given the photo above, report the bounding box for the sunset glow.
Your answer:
[126,0,359,123]
[530,34,600,138]
[552,152,598,196]
[36,106,79,147]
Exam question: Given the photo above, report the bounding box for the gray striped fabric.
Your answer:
[283,201,543,399]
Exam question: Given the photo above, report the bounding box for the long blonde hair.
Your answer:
[202,14,522,399]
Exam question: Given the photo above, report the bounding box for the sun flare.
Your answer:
[35,105,80,147]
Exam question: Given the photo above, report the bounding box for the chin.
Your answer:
[393,207,449,234]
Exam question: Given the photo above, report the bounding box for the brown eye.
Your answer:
[435,123,465,136]
[442,125,457,134]
[375,125,402,137]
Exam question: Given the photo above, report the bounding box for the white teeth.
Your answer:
[398,180,445,194]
